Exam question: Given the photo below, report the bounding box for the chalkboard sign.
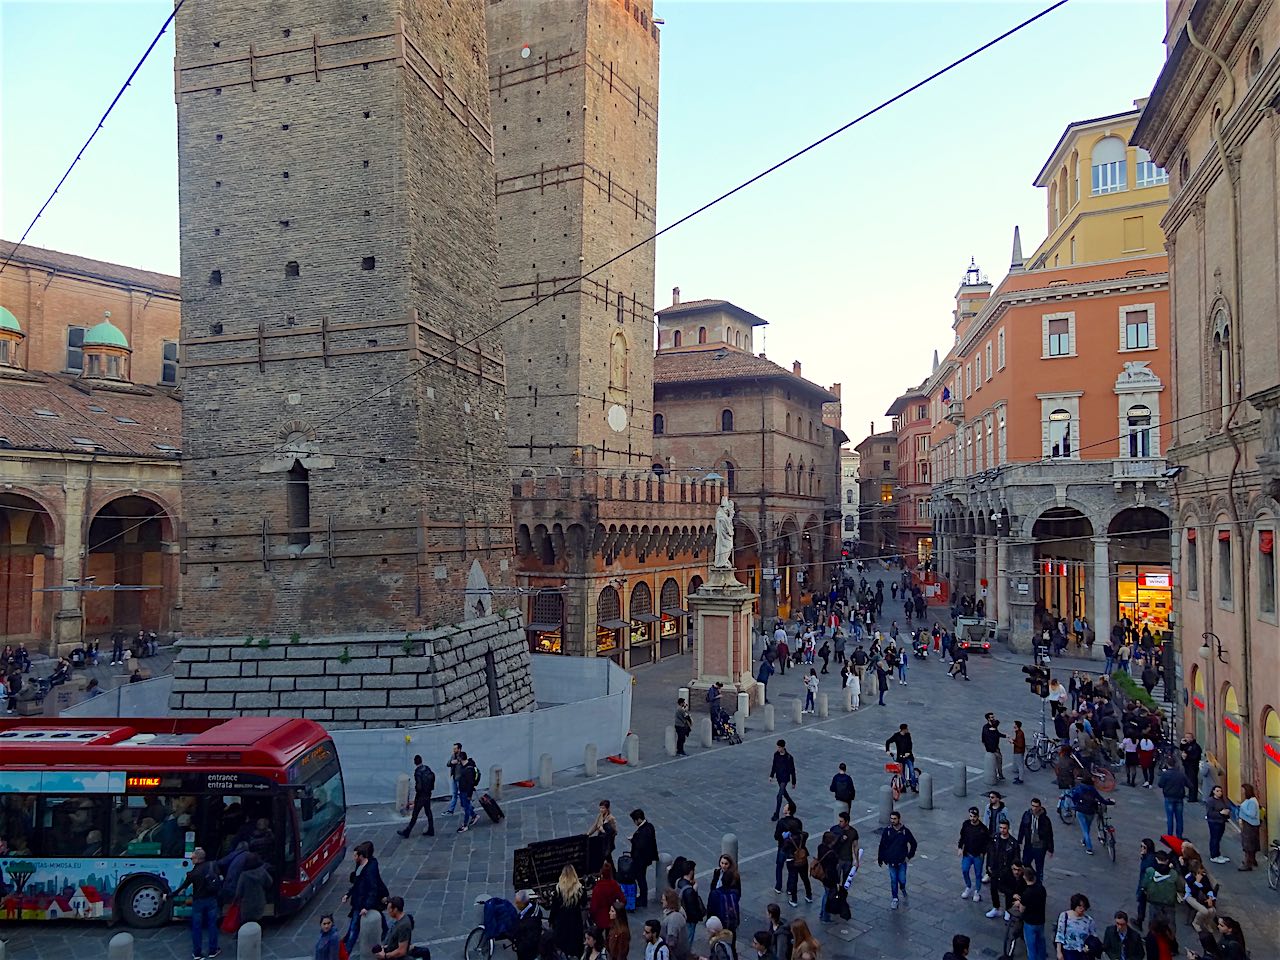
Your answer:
[512,834,606,892]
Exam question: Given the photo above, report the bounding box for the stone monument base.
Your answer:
[689,567,758,699]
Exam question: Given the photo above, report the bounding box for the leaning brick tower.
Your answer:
[172,1,533,723]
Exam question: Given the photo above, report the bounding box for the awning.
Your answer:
[662,607,689,617]
[632,613,662,624]
[1186,528,1197,542]
[1261,530,1274,555]
[598,619,629,631]
[1218,530,1231,542]
[526,622,562,633]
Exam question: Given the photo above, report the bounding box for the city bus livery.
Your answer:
[0,716,345,927]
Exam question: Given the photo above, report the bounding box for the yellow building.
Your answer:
[1030,103,1170,269]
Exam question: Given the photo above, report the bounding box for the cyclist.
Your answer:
[884,724,919,793]
[1068,776,1114,856]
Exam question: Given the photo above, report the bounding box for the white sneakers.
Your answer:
[971,890,984,901]
[1211,855,1230,864]
[960,887,972,899]
[890,898,899,909]
[986,908,1002,919]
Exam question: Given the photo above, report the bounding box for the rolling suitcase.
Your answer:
[478,792,505,823]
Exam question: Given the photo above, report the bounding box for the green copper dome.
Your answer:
[84,318,130,349]
[0,306,21,333]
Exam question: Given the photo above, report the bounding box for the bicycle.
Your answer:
[465,895,537,960]
[1267,839,1279,892]
[1095,808,1117,862]
[1056,791,1075,824]
[1022,733,1058,773]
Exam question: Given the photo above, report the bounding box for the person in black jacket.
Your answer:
[876,811,917,909]
[957,807,990,902]
[163,846,222,960]
[1018,868,1048,960]
[769,740,797,821]
[828,763,855,809]
[1179,734,1203,802]
[1017,798,1055,879]
[339,840,387,953]
[629,809,658,908]
[981,714,1007,782]
[884,724,918,792]
[984,821,1020,918]
[773,802,803,895]
[398,754,436,838]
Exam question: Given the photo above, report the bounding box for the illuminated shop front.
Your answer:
[596,586,626,664]
[526,589,565,654]
[628,581,658,667]
[1036,558,1086,622]
[659,577,686,658]
[1115,563,1172,634]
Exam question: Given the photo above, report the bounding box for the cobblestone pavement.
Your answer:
[4,608,1277,959]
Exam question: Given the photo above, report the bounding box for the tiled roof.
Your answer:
[0,239,179,296]
[0,372,181,458]
[653,347,837,400]
[656,299,769,326]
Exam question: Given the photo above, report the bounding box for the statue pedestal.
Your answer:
[689,567,758,699]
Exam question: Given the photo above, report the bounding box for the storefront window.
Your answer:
[1115,563,1172,634]
[528,590,565,654]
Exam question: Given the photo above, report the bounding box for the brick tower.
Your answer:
[487,0,660,469]
[171,1,534,723]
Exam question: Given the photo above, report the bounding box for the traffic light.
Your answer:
[1022,665,1050,697]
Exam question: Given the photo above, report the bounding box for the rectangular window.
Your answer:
[1123,216,1144,251]
[974,354,982,386]
[1260,530,1276,615]
[1186,532,1198,595]
[1092,160,1126,194]
[997,328,1006,369]
[1218,532,1233,603]
[880,483,893,503]
[1124,310,1152,350]
[964,363,972,397]
[1135,160,1168,188]
[916,404,928,421]
[882,460,890,472]
[161,340,179,385]
[915,434,928,453]
[66,326,86,372]
[1047,318,1071,357]
[985,342,993,379]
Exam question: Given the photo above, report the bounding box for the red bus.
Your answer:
[0,716,346,927]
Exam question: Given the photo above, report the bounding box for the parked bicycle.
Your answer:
[1022,732,1059,773]
[1057,790,1075,824]
[1267,839,1279,892]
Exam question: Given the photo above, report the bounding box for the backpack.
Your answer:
[483,897,520,939]
[677,878,705,923]
[415,764,436,795]
[200,861,224,901]
[833,776,855,804]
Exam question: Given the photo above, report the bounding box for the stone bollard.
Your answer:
[625,732,640,765]
[983,753,999,787]
[918,771,934,810]
[844,688,854,712]
[878,784,894,827]
[395,773,410,814]
[755,684,766,707]
[817,693,829,718]
[698,716,713,748]
[489,766,503,800]
[721,833,739,862]
[540,753,554,788]
[953,761,968,798]
[664,726,678,757]
[791,700,803,724]
[764,703,776,731]
[737,691,750,719]
[238,921,263,960]
[107,933,133,960]
[358,911,384,955]
[679,686,690,705]
[585,742,599,777]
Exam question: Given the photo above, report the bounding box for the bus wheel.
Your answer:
[118,877,169,928]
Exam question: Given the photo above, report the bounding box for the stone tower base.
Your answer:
[689,568,759,699]
[168,613,535,728]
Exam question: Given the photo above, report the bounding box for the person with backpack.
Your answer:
[676,859,704,948]
[765,905,792,960]
[399,754,437,838]
[457,752,480,832]
[642,919,671,960]
[164,846,222,960]
[782,825,812,908]
[706,917,736,960]
[708,855,742,940]
[1068,776,1113,855]
[340,840,388,953]
[828,764,855,810]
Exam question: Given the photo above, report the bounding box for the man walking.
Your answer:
[831,810,859,882]
[1011,720,1026,785]
[445,742,464,815]
[398,754,436,838]
[1179,734,1203,802]
[956,806,990,903]
[982,714,1006,782]
[163,846,222,960]
[1069,776,1113,855]
[1016,797,1054,879]
[884,723,918,792]
[984,821,1020,919]
[1156,761,1190,837]
[876,810,917,909]
[629,809,658,908]
[769,740,797,820]
[828,763,856,810]
[456,752,480,832]
[1020,867,1048,960]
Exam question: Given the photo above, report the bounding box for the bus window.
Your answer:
[38,796,109,858]
[1,794,36,853]
[294,765,344,858]
[109,795,197,858]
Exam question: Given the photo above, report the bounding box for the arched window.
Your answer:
[1127,404,1152,458]
[653,413,665,435]
[1048,408,1072,458]
[287,460,311,547]
[809,465,816,495]
[652,462,665,476]
[1049,183,1059,227]
[785,413,792,434]
[734,330,742,348]
[672,330,681,348]
[723,326,731,342]
[1091,136,1127,194]
[720,409,734,432]
[697,326,707,344]
[1069,149,1080,205]
[724,460,736,492]
[1215,321,1233,425]
[785,460,794,493]
[846,489,853,504]
[609,331,628,390]
[798,459,806,494]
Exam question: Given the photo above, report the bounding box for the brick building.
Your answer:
[885,384,933,569]
[653,296,843,622]
[1133,0,1280,835]
[855,426,898,559]
[170,0,534,721]
[0,242,182,652]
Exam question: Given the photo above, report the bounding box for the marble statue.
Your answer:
[714,497,735,569]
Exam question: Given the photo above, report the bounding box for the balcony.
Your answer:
[1111,458,1165,480]
[944,400,965,425]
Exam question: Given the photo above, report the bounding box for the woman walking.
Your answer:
[583,927,610,960]
[843,663,860,710]
[549,865,587,959]
[1121,734,1141,787]
[1053,893,1098,960]
[788,919,821,960]
[1138,735,1157,787]
[232,853,272,929]
[707,855,742,941]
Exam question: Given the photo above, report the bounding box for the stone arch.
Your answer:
[0,492,60,643]
[85,493,176,636]
[1018,496,1100,539]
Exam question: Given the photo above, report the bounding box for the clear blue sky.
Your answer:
[1,1,1170,440]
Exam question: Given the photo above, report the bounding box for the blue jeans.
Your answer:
[1165,798,1184,837]
[897,662,907,682]
[804,690,815,711]
[961,854,983,890]
[1104,656,1115,674]
[1208,818,1227,858]
[687,921,697,948]
[886,862,907,898]
[446,776,460,813]
[190,897,219,956]
[901,758,917,789]
[460,791,475,823]
[1024,922,1047,960]
[1076,811,1095,852]
[775,848,787,890]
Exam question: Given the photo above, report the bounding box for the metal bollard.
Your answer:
[737,691,750,719]
[721,833,738,862]
[238,921,263,960]
[791,700,803,724]
[540,753,554,788]
[395,772,411,814]
[843,688,854,712]
[664,726,678,757]
[107,933,133,960]
[918,771,934,810]
[626,732,640,765]
[358,911,384,955]
[983,753,999,787]
[953,760,968,797]
[817,693,829,718]
[764,703,776,731]
[698,716,713,748]
[679,686,690,705]
[489,766,503,800]
[878,784,895,827]
[585,742,599,777]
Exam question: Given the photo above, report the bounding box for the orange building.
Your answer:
[927,106,1173,650]
[886,385,933,569]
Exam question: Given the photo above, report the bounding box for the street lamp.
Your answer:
[1199,631,1227,664]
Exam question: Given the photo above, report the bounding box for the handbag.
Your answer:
[219,901,241,935]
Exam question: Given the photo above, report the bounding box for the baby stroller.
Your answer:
[710,706,743,744]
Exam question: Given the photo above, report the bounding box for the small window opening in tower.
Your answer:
[287,460,311,548]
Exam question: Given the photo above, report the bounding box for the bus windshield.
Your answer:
[294,761,345,859]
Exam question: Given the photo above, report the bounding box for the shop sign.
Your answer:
[1192,695,1206,712]
[1264,742,1280,766]
[1222,715,1242,736]
[1141,573,1170,588]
